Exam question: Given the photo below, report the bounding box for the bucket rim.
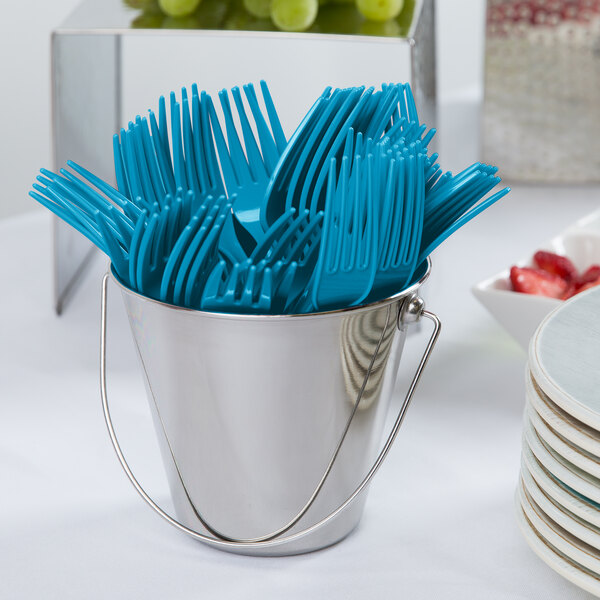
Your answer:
[109,258,431,322]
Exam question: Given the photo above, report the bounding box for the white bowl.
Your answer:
[472,209,600,350]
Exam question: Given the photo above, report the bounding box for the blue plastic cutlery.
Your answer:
[201,259,274,314]
[30,80,510,315]
[260,87,333,230]
[206,82,287,243]
[372,148,426,297]
[310,154,378,311]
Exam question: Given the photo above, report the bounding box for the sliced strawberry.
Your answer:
[510,266,569,298]
[575,265,600,290]
[533,250,578,283]
[561,284,577,301]
[568,276,600,298]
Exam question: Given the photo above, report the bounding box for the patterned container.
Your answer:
[483,0,600,182]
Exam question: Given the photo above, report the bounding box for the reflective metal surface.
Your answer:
[52,32,121,313]
[483,0,600,182]
[101,262,441,556]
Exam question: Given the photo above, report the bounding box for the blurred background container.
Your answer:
[483,0,600,183]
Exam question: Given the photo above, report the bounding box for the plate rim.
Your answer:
[526,369,600,459]
[527,402,600,480]
[522,441,600,529]
[524,418,600,504]
[521,459,600,551]
[518,479,600,575]
[529,286,600,428]
[515,490,600,598]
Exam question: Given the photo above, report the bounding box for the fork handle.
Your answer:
[100,272,441,550]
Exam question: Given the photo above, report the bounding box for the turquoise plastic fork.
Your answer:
[201,259,274,314]
[376,153,425,297]
[285,87,367,215]
[303,84,431,220]
[30,164,139,258]
[260,87,333,229]
[159,194,231,305]
[30,182,109,254]
[418,185,510,264]
[206,82,287,242]
[199,208,324,314]
[310,155,378,311]
[251,209,324,312]
[114,90,226,207]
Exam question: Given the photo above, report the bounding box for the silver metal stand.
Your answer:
[51,32,121,313]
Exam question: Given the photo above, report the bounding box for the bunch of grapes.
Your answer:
[125,0,413,34]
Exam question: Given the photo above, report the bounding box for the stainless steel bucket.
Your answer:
[100,260,440,556]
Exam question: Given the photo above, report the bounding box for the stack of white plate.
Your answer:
[517,285,600,597]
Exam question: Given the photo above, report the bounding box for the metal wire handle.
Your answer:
[100,273,441,550]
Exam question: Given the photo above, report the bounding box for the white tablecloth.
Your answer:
[2,175,600,597]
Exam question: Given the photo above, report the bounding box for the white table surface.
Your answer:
[2,138,600,598]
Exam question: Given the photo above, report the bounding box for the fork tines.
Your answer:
[30,80,509,316]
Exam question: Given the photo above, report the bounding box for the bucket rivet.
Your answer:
[399,294,425,327]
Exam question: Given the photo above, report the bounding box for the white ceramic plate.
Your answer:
[522,442,600,528]
[529,285,600,429]
[527,403,600,480]
[518,479,600,575]
[472,208,600,350]
[516,488,600,598]
[524,418,600,505]
[527,370,600,459]
[521,461,600,551]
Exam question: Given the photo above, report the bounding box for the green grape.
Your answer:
[196,0,230,27]
[243,17,278,31]
[395,0,415,36]
[313,4,363,34]
[162,14,200,27]
[356,0,403,22]
[224,4,276,31]
[243,0,271,18]
[223,3,251,29]
[319,0,353,5]
[159,0,202,17]
[131,11,165,27]
[123,0,157,9]
[271,0,318,31]
[359,17,401,37]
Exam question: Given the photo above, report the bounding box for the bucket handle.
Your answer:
[100,273,441,551]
